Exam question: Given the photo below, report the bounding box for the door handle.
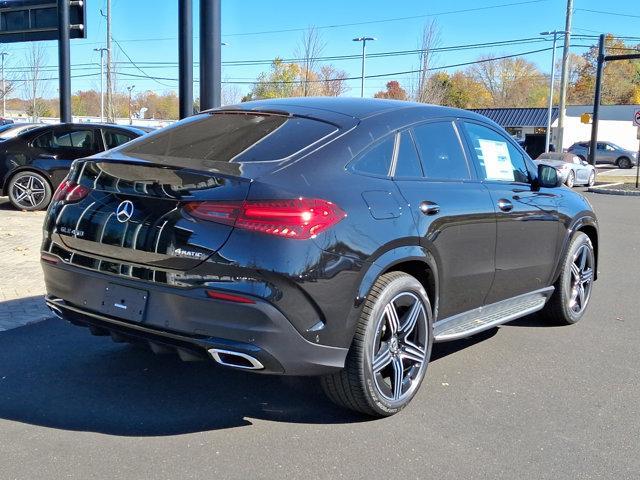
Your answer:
[419,201,440,216]
[497,199,513,212]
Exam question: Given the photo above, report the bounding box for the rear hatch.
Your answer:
[49,110,341,272]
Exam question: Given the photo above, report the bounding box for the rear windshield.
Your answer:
[120,112,337,164]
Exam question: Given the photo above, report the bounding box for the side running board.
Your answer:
[433,287,554,342]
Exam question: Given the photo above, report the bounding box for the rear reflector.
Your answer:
[53,180,90,203]
[184,198,346,239]
[206,290,256,304]
[41,253,59,265]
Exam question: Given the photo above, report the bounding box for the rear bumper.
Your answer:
[42,261,348,376]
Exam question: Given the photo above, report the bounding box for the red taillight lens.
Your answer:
[184,198,346,239]
[53,180,90,203]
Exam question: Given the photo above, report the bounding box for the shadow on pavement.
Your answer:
[0,317,500,436]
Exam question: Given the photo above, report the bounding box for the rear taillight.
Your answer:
[53,180,90,203]
[184,198,346,239]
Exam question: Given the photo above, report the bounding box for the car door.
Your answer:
[392,120,497,319]
[460,120,562,305]
[101,128,137,150]
[572,156,589,184]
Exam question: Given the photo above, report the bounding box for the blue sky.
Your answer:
[2,0,639,100]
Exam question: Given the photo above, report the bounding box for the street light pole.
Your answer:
[353,37,376,98]
[0,52,9,119]
[556,0,574,152]
[540,30,565,153]
[126,85,135,125]
[94,48,107,122]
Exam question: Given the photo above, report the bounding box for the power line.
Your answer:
[575,8,640,19]
[111,37,175,88]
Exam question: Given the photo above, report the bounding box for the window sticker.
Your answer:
[477,139,514,181]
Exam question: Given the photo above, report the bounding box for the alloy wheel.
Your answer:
[11,174,47,209]
[371,292,428,403]
[568,244,594,314]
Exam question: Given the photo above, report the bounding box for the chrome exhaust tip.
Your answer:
[48,304,64,320]
[208,348,264,370]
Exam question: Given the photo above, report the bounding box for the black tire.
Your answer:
[7,171,52,211]
[616,157,632,169]
[587,170,596,187]
[565,170,575,188]
[542,232,595,325]
[321,272,433,417]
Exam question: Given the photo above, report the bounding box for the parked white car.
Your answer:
[535,152,596,187]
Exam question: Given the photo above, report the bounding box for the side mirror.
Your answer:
[581,160,589,166]
[537,164,562,189]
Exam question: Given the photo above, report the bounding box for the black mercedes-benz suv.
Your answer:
[41,98,598,417]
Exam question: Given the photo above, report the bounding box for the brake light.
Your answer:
[206,290,255,304]
[53,180,90,203]
[184,198,346,239]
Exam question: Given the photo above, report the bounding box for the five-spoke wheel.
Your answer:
[321,272,432,417]
[8,171,52,211]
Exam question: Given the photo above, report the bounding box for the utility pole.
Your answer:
[352,36,376,98]
[58,0,71,123]
[0,52,9,118]
[126,85,135,125]
[556,0,573,152]
[178,0,193,119]
[199,0,221,110]
[540,30,565,153]
[94,48,107,122]
[106,0,113,122]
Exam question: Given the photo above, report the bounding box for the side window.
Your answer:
[65,130,96,149]
[462,122,529,183]
[393,131,423,178]
[351,136,395,177]
[103,130,134,150]
[33,131,54,149]
[596,142,606,151]
[412,121,470,180]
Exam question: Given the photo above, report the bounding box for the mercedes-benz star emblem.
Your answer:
[116,200,134,223]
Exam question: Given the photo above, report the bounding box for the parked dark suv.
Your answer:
[0,123,147,210]
[42,98,598,417]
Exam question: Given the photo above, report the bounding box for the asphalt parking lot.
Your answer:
[0,191,638,480]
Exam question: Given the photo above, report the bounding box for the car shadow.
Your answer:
[0,318,501,436]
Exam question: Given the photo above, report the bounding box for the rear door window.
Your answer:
[412,122,471,180]
[103,130,135,150]
[120,112,337,164]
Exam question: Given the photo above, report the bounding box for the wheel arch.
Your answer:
[616,155,631,167]
[553,215,599,283]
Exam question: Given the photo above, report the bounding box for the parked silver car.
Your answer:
[568,141,638,169]
[535,152,596,187]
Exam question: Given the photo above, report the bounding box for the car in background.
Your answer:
[568,141,638,169]
[0,118,14,126]
[0,123,44,141]
[0,123,148,210]
[535,152,596,187]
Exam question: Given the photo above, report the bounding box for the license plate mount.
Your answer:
[101,283,148,322]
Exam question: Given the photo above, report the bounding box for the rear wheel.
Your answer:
[617,157,632,169]
[8,171,52,211]
[542,232,595,325]
[565,170,575,188]
[321,272,433,417]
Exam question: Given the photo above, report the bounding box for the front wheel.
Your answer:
[542,232,595,325]
[321,272,433,417]
[565,170,575,188]
[8,171,52,211]
[587,170,596,187]
[617,157,632,169]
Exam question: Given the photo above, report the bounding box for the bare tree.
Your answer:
[222,82,242,106]
[295,26,326,96]
[317,65,349,96]
[415,20,446,104]
[23,43,49,121]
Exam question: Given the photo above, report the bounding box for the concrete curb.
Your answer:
[588,182,640,196]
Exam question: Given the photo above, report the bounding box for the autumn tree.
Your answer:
[468,56,548,107]
[429,72,492,109]
[374,81,408,100]
[250,59,304,99]
[316,65,349,96]
[568,35,640,105]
